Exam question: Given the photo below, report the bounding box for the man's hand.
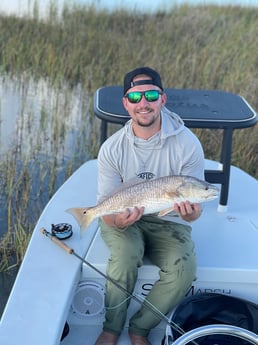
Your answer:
[102,207,145,229]
[173,201,202,222]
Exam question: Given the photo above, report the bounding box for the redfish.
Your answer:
[67,175,218,232]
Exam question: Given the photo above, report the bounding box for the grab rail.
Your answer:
[171,324,258,345]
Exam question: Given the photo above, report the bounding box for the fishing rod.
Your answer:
[41,227,199,345]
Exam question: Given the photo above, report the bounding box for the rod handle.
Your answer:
[40,228,74,254]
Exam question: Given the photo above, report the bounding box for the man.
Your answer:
[94,67,204,345]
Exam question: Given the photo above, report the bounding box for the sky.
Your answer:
[0,0,257,16]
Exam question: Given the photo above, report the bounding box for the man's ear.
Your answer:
[122,96,129,111]
[161,92,167,106]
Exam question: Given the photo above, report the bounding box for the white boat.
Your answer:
[0,87,258,345]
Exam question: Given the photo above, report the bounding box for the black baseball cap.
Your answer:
[123,67,163,95]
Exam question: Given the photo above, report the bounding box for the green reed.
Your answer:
[0,2,257,270]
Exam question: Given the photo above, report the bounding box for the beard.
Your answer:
[134,108,160,127]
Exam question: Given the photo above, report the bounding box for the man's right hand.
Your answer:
[102,207,145,229]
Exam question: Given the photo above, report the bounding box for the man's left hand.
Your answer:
[173,201,202,222]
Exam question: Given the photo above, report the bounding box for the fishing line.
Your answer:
[105,296,131,310]
[40,228,199,345]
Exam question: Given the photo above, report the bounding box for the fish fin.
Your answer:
[166,191,180,198]
[158,207,175,217]
[158,190,180,217]
[66,207,95,234]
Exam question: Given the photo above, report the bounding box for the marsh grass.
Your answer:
[0,77,98,270]
[0,2,257,270]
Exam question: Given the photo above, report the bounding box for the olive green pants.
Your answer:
[99,216,196,337]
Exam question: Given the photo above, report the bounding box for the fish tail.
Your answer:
[66,207,95,233]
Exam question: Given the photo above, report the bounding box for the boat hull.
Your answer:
[0,159,258,345]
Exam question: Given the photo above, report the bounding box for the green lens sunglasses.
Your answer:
[125,90,163,103]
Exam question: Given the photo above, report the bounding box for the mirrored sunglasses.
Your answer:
[125,90,163,103]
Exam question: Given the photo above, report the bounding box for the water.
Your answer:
[0,77,93,156]
[0,0,257,18]
[0,75,95,238]
[0,268,19,319]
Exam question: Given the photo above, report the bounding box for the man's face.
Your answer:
[123,76,167,129]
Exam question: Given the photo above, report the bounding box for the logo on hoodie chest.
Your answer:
[137,172,155,180]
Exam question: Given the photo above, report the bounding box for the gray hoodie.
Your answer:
[97,106,204,223]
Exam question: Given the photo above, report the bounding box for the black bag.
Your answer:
[170,293,258,344]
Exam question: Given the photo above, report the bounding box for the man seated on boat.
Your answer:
[94,67,204,345]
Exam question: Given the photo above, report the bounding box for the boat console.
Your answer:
[94,86,257,207]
